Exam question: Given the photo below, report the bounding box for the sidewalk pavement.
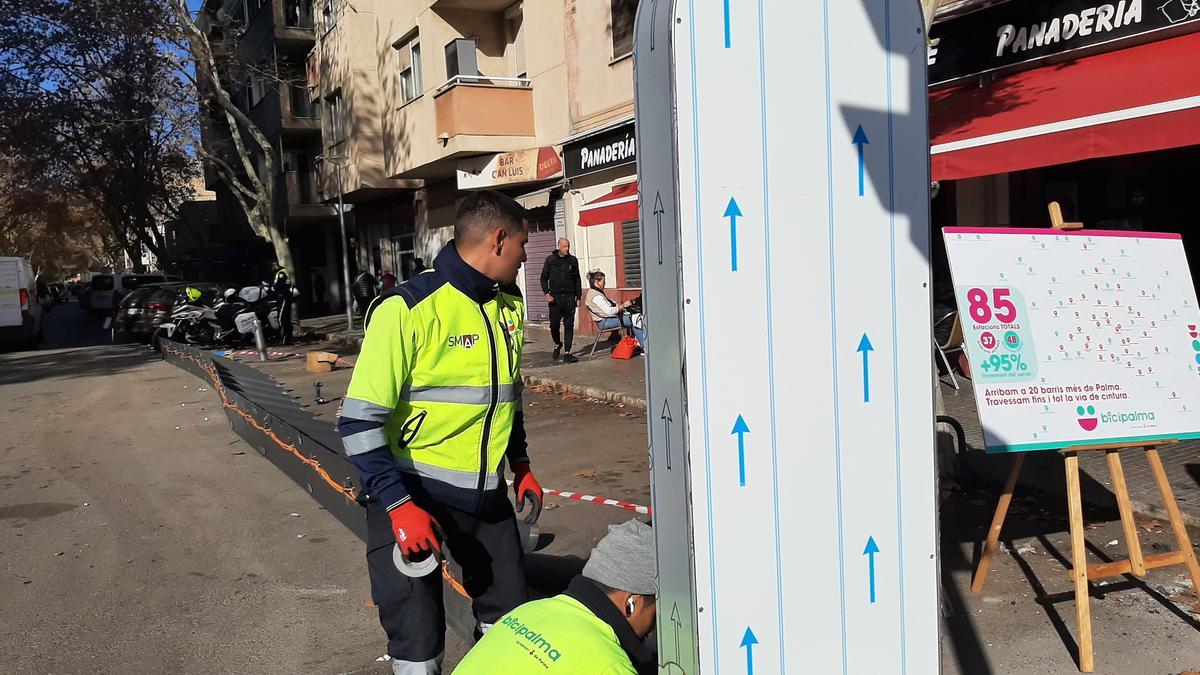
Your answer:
[298,310,1200,525]
[302,312,648,410]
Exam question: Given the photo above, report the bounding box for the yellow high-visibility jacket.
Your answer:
[338,243,527,513]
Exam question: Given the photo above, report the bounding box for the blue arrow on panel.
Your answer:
[864,536,880,604]
[724,197,743,271]
[852,125,870,197]
[723,0,732,48]
[731,414,750,487]
[740,626,758,674]
[857,333,874,403]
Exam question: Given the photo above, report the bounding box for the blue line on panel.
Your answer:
[883,0,909,671]
[755,0,785,671]
[687,0,721,666]
[723,0,732,48]
[820,0,849,672]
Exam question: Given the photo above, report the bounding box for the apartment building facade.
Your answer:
[371,0,572,317]
[199,0,647,320]
[199,0,346,316]
[559,0,641,318]
[310,0,641,321]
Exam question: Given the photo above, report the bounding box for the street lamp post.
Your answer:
[323,155,354,333]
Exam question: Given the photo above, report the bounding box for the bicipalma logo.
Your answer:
[448,333,480,349]
[501,614,562,662]
[1076,404,1157,431]
[1075,405,1098,431]
[1100,410,1157,425]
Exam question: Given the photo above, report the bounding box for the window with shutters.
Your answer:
[620,220,641,288]
[610,0,638,59]
[395,36,422,104]
[325,90,346,144]
[244,72,267,108]
[321,0,337,31]
[507,7,526,78]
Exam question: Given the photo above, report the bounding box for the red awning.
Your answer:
[930,32,1200,182]
[577,181,639,227]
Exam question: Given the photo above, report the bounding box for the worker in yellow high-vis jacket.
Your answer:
[454,520,658,675]
[338,191,544,675]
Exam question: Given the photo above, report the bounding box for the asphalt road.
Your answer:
[1,301,398,673]
[0,301,653,674]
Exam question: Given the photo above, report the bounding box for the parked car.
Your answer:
[46,283,67,305]
[112,286,162,337]
[0,257,44,348]
[85,273,182,315]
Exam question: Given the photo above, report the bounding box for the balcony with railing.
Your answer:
[433,75,535,139]
[276,0,315,52]
[283,0,314,28]
[279,160,335,222]
[282,82,320,134]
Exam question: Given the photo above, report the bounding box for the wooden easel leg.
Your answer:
[1144,446,1200,609]
[1105,450,1146,576]
[1065,452,1095,672]
[972,454,1025,593]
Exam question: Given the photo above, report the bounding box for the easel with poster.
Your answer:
[942,211,1200,673]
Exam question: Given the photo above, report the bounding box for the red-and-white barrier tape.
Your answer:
[215,349,299,359]
[508,479,651,516]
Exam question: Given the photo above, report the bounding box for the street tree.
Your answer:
[0,159,120,278]
[0,0,199,272]
[167,0,296,278]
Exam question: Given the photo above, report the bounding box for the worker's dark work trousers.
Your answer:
[548,295,576,351]
[365,496,527,671]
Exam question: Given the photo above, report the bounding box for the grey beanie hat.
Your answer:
[582,519,657,596]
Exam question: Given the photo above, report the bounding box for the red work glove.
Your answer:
[512,461,544,518]
[388,502,442,556]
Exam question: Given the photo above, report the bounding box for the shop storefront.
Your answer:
[354,196,419,281]
[456,146,565,322]
[561,119,640,334]
[927,0,1200,284]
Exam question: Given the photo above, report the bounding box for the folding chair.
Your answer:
[587,309,625,358]
[935,311,967,390]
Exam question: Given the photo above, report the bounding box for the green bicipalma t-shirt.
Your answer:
[453,594,636,675]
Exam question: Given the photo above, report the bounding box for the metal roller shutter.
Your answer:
[522,203,557,322]
[621,219,641,288]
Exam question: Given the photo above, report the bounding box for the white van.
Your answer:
[0,257,43,348]
[85,272,180,313]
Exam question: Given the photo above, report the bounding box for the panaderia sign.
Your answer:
[563,122,636,179]
[928,0,1200,85]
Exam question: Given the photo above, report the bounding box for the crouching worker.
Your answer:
[454,520,657,675]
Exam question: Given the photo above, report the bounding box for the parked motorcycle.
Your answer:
[155,284,283,349]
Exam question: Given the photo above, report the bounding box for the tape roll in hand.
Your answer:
[392,521,446,577]
[516,488,542,553]
[393,544,442,578]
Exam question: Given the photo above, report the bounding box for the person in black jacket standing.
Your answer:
[352,269,377,319]
[540,237,582,362]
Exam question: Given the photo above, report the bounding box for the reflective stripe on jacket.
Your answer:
[338,242,527,513]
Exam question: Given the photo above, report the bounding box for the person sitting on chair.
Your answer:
[584,271,646,349]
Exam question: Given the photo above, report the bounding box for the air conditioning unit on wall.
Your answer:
[444,38,478,80]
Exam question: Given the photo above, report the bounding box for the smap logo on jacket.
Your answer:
[448,333,481,349]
